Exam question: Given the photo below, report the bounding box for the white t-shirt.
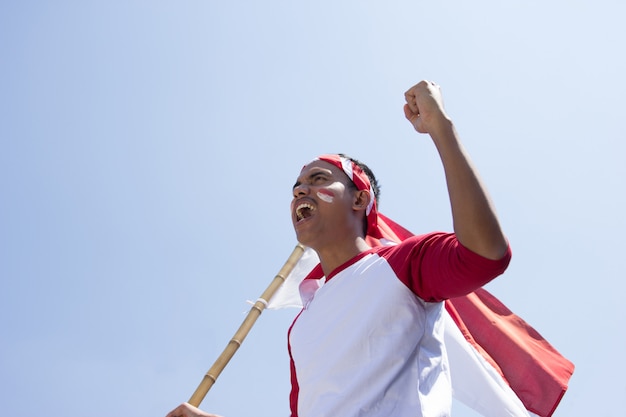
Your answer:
[288,233,512,417]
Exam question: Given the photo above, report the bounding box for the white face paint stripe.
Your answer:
[312,154,381,238]
[316,191,334,203]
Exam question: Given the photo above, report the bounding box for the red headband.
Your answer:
[314,154,382,239]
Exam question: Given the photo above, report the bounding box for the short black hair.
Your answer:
[338,153,381,206]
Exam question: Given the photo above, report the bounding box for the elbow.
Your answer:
[483,238,511,261]
[459,234,511,261]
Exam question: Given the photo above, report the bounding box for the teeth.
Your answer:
[295,203,315,221]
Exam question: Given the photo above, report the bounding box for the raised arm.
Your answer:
[404,80,508,260]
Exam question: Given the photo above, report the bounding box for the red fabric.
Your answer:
[375,233,511,302]
[288,311,303,417]
[446,290,574,417]
[285,175,574,417]
[367,212,414,244]
[316,154,383,239]
[371,213,574,417]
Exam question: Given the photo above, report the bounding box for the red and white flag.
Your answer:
[268,213,574,417]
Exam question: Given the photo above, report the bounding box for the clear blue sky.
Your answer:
[1,1,624,416]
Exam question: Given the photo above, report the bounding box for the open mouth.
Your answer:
[295,202,316,222]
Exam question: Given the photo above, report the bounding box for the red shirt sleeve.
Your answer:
[376,232,512,302]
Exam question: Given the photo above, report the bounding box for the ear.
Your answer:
[352,189,371,212]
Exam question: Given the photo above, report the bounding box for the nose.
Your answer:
[293,183,310,198]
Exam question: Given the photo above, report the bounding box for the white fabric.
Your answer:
[267,247,319,309]
[443,313,531,417]
[267,245,533,417]
[289,252,451,417]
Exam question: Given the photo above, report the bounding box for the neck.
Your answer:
[314,236,371,278]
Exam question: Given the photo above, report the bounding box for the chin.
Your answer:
[294,233,317,249]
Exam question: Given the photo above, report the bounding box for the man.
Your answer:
[166,80,511,417]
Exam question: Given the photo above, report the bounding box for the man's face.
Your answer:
[291,160,356,249]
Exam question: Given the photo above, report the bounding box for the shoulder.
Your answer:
[374,232,456,258]
[372,232,511,301]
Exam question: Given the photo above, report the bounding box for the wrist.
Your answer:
[428,117,456,144]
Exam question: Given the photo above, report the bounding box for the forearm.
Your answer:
[429,119,508,260]
[403,80,508,259]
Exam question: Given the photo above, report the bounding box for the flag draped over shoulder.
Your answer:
[268,213,574,417]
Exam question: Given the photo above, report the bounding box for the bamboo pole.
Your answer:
[187,243,306,407]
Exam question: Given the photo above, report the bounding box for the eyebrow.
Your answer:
[292,168,331,190]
